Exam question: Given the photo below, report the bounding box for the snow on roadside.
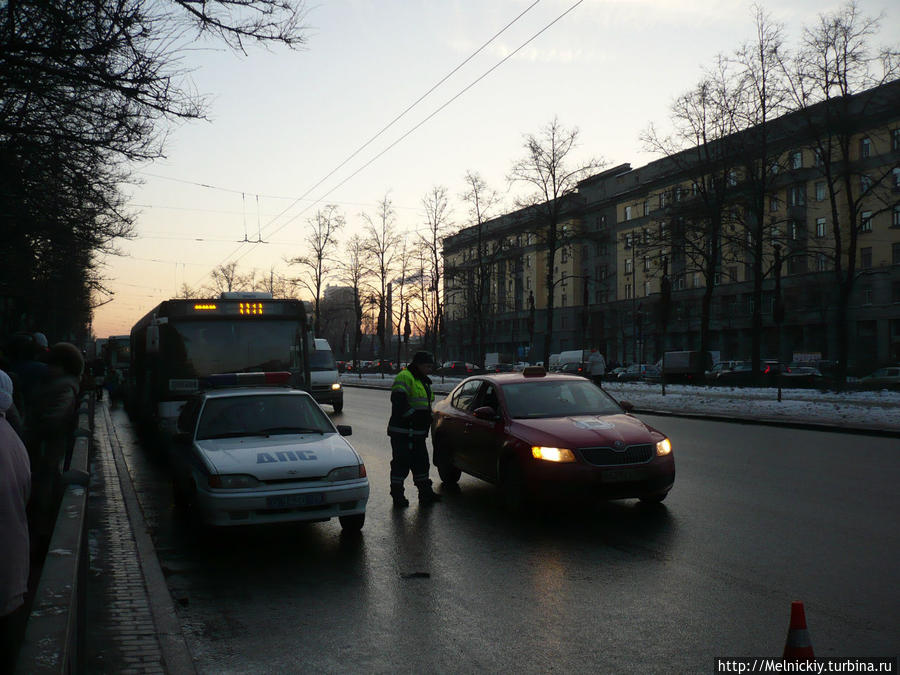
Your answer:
[341,373,900,433]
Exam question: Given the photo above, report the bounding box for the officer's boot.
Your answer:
[390,485,409,508]
[416,481,442,504]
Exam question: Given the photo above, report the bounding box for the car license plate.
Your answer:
[601,468,645,483]
[266,493,325,508]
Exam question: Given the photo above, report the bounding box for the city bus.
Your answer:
[128,292,313,432]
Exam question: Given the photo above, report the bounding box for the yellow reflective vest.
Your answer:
[387,368,434,437]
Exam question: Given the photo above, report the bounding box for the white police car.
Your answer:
[171,376,369,531]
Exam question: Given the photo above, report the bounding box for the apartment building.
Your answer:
[443,79,900,371]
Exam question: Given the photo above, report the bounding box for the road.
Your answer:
[108,387,899,674]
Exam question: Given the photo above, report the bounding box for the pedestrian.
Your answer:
[26,342,82,555]
[0,370,31,674]
[387,350,441,506]
[588,348,607,388]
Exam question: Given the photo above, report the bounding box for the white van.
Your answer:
[309,338,343,413]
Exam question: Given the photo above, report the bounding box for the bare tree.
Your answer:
[0,0,308,335]
[254,265,299,298]
[419,185,453,358]
[450,171,504,365]
[287,204,345,334]
[781,0,900,383]
[729,5,790,379]
[209,262,248,294]
[340,234,369,369]
[642,63,743,377]
[509,118,605,367]
[361,194,402,367]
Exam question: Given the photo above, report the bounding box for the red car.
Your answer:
[431,367,674,510]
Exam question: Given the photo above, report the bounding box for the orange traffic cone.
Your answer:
[783,601,815,660]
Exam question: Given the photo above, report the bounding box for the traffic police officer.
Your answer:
[387,350,441,506]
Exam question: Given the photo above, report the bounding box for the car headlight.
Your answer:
[656,438,672,456]
[327,465,366,481]
[531,446,576,463]
[208,474,260,489]
[331,383,342,390]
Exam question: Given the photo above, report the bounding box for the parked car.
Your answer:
[440,361,479,377]
[617,364,662,382]
[713,360,791,386]
[171,384,369,531]
[431,367,675,510]
[363,359,395,373]
[558,361,588,377]
[489,363,517,373]
[859,365,900,388]
[782,363,826,388]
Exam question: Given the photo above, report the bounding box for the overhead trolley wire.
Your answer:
[195,0,544,284]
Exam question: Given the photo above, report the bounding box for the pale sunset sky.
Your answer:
[92,0,900,337]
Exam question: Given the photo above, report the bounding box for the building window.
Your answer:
[815,181,826,201]
[893,167,900,188]
[561,248,568,263]
[893,129,900,152]
[790,220,802,240]
[659,192,668,209]
[643,201,650,217]
[788,185,805,206]
[860,137,871,159]
[644,281,652,296]
[791,151,802,169]
[894,205,900,228]
[526,277,531,290]
[625,233,633,248]
[659,222,667,238]
[860,247,872,269]
[692,272,701,288]
[816,253,827,271]
[816,217,827,238]
[860,212,872,233]
[625,284,633,299]
[625,205,633,221]
[643,256,651,271]
[770,196,779,212]
[625,258,633,275]
[893,242,900,265]
[561,294,567,307]
[862,287,872,305]
[814,149,825,167]
[728,170,738,186]
[860,175,872,193]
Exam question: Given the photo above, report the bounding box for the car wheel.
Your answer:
[173,476,196,512]
[639,491,668,504]
[437,462,461,484]
[339,513,365,532]
[333,399,343,414]
[500,461,529,514]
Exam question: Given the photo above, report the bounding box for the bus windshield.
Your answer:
[161,320,302,376]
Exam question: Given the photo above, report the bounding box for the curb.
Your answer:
[340,381,900,438]
[102,405,197,674]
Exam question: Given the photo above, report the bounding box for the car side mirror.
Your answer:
[619,400,635,413]
[473,406,500,421]
[336,424,352,436]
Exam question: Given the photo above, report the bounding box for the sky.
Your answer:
[92,0,900,337]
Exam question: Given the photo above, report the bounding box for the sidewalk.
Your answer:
[85,402,195,674]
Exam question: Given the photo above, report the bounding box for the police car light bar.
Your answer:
[201,371,292,388]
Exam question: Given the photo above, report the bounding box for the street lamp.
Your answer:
[773,244,784,403]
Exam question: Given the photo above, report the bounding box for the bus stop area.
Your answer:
[12,396,194,674]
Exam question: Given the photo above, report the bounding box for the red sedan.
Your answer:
[431,367,674,510]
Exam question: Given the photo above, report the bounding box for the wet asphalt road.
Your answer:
[111,388,900,674]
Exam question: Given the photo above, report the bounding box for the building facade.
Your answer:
[443,80,900,372]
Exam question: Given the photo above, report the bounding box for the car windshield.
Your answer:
[309,349,336,372]
[501,380,622,419]
[196,394,333,440]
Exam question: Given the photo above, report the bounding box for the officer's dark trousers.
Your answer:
[389,433,432,493]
